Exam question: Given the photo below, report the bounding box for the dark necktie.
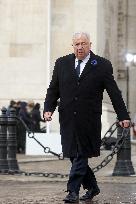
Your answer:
[76,60,82,77]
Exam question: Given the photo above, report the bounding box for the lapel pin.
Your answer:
[91,59,98,66]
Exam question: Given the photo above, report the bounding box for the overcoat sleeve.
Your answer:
[103,60,130,121]
[44,59,60,113]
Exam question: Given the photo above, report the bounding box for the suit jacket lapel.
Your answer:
[79,51,98,81]
[68,53,79,81]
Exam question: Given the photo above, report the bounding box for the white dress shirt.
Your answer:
[75,53,90,76]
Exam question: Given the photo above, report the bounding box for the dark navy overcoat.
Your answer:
[44,51,129,158]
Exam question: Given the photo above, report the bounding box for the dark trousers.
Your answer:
[67,154,97,194]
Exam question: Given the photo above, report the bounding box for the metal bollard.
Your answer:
[112,124,135,176]
[0,107,9,172]
[7,108,19,171]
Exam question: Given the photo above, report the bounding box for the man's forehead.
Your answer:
[73,35,89,42]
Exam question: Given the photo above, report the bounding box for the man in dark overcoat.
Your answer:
[43,32,130,203]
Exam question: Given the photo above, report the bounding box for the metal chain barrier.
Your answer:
[92,127,130,172]
[17,117,63,160]
[14,118,130,178]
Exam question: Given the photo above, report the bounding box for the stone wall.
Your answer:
[0,0,49,108]
[127,0,136,119]
[97,0,136,125]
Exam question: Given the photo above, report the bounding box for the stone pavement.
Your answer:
[0,145,136,204]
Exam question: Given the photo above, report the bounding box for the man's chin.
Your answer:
[77,55,84,60]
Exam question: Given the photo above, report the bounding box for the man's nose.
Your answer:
[78,44,83,49]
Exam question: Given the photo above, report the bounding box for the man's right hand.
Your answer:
[43,112,53,121]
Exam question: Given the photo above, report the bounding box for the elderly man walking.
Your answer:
[43,32,130,203]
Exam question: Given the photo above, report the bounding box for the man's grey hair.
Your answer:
[72,32,90,42]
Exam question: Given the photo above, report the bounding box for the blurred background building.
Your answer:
[0,0,136,134]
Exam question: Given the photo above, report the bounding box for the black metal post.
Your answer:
[112,125,135,176]
[0,107,9,172]
[7,108,19,171]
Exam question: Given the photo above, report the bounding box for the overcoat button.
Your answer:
[74,111,77,115]
[74,97,78,100]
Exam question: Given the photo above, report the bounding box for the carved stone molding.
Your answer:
[117,0,128,71]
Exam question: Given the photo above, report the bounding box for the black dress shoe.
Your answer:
[80,187,100,201]
[63,192,79,203]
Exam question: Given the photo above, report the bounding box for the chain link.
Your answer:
[101,122,117,147]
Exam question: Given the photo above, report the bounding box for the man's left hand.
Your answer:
[119,120,131,128]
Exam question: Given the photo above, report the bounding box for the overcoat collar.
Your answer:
[69,51,98,81]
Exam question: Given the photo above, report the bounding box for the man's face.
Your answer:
[72,35,91,60]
